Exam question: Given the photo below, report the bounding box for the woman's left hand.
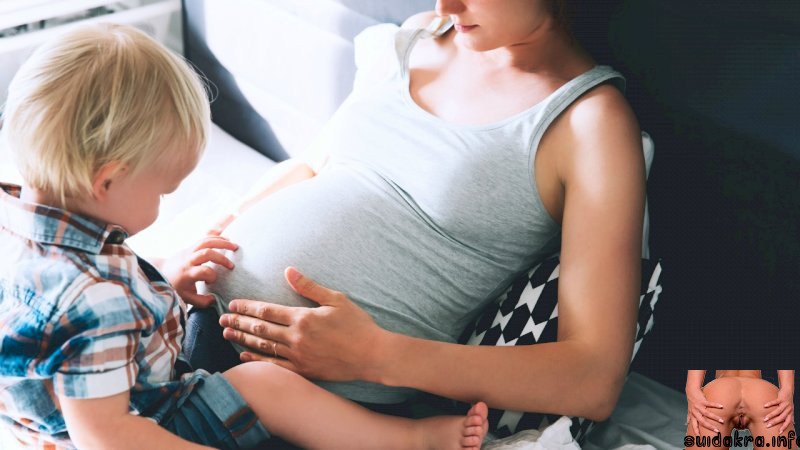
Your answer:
[764,388,795,434]
[218,267,386,382]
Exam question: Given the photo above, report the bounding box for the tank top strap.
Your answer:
[396,16,453,79]
[527,65,627,166]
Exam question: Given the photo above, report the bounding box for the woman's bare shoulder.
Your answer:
[570,83,639,137]
[547,82,644,192]
[560,83,642,163]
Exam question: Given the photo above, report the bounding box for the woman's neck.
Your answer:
[459,24,592,77]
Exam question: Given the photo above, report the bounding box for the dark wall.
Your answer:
[578,1,800,391]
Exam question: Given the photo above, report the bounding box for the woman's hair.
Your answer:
[2,23,210,206]
[548,0,573,34]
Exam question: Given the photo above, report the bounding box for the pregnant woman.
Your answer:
[685,370,795,449]
[178,0,649,433]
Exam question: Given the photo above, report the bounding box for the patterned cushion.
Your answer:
[458,257,663,443]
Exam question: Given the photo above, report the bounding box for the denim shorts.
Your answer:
[162,371,270,449]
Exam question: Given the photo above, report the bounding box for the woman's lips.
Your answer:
[454,24,477,33]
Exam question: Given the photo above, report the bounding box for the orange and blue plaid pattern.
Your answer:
[0,183,202,448]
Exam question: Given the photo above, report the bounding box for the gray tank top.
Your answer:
[209,20,644,403]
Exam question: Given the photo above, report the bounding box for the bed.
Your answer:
[0,0,686,448]
[5,0,789,447]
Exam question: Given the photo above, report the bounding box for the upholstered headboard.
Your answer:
[182,0,433,161]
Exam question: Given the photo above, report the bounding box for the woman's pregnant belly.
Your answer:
[212,168,387,309]
[206,165,506,402]
[211,165,504,337]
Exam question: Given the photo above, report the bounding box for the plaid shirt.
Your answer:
[0,183,203,449]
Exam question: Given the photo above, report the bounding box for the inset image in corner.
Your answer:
[685,370,796,449]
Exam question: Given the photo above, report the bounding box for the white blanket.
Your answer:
[485,416,582,450]
[483,372,685,449]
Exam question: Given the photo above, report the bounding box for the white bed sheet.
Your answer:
[481,372,688,449]
[583,371,689,449]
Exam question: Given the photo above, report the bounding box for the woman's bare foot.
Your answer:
[418,402,489,450]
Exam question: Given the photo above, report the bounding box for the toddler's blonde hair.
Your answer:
[2,23,210,206]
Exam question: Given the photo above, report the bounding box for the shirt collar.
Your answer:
[0,183,128,253]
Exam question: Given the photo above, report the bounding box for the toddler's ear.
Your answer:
[91,161,127,200]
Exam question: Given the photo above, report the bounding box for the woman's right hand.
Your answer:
[686,387,725,436]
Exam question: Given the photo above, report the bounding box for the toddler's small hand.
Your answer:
[166,236,238,308]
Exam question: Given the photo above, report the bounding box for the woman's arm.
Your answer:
[777,370,795,394]
[686,370,706,392]
[685,370,725,435]
[208,158,317,235]
[239,159,318,211]
[221,86,645,421]
[765,370,795,434]
[224,278,619,420]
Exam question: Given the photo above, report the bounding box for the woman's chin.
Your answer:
[454,33,499,53]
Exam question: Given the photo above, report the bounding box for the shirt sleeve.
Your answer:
[49,281,148,399]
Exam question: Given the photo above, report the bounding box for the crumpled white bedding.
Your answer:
[484,372,686,449]
[484,416,582,450]
[583,371,687,449]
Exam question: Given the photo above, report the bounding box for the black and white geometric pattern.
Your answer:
[458,257,663,444]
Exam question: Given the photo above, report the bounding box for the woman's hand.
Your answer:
[164,236,238,308]
[218,267,386,382]
[686,387,725,436]
[764,388,795,434]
